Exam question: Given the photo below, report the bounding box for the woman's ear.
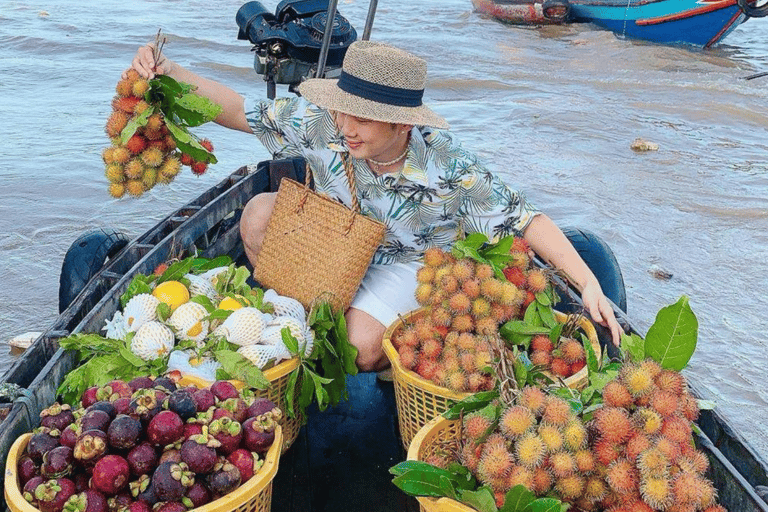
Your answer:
[399,124,414,134]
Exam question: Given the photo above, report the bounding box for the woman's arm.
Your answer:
[523,214,622,346]
[125,44,252,133]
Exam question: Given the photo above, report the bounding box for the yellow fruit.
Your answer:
[219,296,243,311]
[152,281,190,311]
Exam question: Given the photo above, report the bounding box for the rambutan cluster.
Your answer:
[501,236,554,311]
[530,334,587,380]
[102,69,215,198]
[391,314,495,393]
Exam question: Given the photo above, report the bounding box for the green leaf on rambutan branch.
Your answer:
[165,120,218,164]
[644,295,698,370]
[174,94,223,127]
[120,106,155,145]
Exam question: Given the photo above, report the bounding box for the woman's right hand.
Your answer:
[123,44,173,80]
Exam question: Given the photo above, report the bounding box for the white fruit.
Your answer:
[264,294,306,322]
[237,344,291,369]
[103,311,129,340]
[199,266,229,284]
[219,307,265,346]
[124,293,161,332]
[185,273,219,301]
[168,301,209,343]
[131,321,175,361]
[167,350,220,382]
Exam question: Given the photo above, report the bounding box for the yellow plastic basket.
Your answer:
[406,415,474,512]
[382,308,600,450]
[5,425,283,512]
[179,355,302,454]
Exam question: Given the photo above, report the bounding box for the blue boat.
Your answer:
[471,0,768,47]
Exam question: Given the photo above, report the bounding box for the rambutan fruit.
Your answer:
[531,466,554,495]
[414,318,437,342]
[448,291,471,315]
[606,458,639,495]
[632,407,663,436]
[475,263,494,281]
[498,281,523,306]
[430,306,452,328]
[479,278,503,302]
[509,250,530,270]
[655,369,685,396]
[134,100,150,115]
[677,451,709,475]
[511,236,530,254]
[145,113,164,132]
[697,478,717,508]
[602,380,634,409]
[163,134,177,151]
[467,372,487,392]
[518,386,547,416]
[423,246,446,267]
[414,282,433,305]
[625,433,652,462]
[548,450,577,478]
[124,158,144,179]
[489,304,511,324]
[464,413,493,442]
[542,396,573,426]
[574,448,596,474]
[102,146,116,164]
[180,152,195,166]
[562,419,587,451]
[499,405,535,439]
[451,314,474,333]
[460,442,482,473]
[125,134,148,155]
[416,265,435,283]
[108,182,125,198]
[560,338,585,364]
[637,446,670,479]
[650,390,680,418]
[515,432,546,469]
[474,316,498,335]
[397,326,419,348]
[398,345,418,370]
[200,138,214,152]
[583,475,608,503]
[142,126,164,141]
[140,147,164,168]
[661,415,692,446]
[654,436,682,464]
[132,78,150,97]
[570,360,586,375]
[438,274,459,294]
[124,68,140,82]
[105,110,129,138]
[701,507,727,512]
[554,473,585,500]
[537,423,564,453]
[115,77,133,97]
[160,155,181,178]
[478,435,513,478]
[105,163,125,184]
[415,358,440,381]
[522,290,536,310]
[639,359,663,380]
[443,353,461,374]
[679,393,700,421]
[594,407,632,444]
[471,297,492,319]
[421,337,442,360]
[142,168,157,189]
[125,179,145,197]
[671,471,705,506]
[432,367,448,387]
[191,161,208,175]
[461,278,481,299]
[530,350,552,367]
[452,259,474,282]
[550,357,571,378]
[474,350,492,371]
[594,438,623,466]
[459,351,477,373]
[112,146,131,165]
[502,266,527,288]
[445,371,467,392]
[112,95,141,114]
[620,363,656,398]
[506,465,534,491]
[526,269,549,293]
[530,334,554,353]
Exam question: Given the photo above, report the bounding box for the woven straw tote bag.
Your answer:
[254,154,386,312]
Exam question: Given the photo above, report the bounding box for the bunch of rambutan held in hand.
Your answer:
[102,67,220,199]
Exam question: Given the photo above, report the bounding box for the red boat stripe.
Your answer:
[705,9,743,47]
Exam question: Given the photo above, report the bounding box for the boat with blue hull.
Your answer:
[472,0,768,47]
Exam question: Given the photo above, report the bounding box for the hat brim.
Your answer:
[298,78,450,130]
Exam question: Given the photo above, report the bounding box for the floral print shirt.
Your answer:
[244,96,540,265]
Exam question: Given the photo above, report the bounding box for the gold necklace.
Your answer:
[367,133,411,173]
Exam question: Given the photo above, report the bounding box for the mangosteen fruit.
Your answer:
[205,459,241,497]
[126,501,151,512]
[18,454,40,487]
[192,388,215,412]
[152,376,177,393]
[166,389,197,421]
[60,423,81,449]
[33,477,77,512]
[183,481,211,508]
[96,380,132,402]
[73,429,108,465]
[182,423,203,441]
[22,475,45,506]
[245,397,279,420]
[179,429,220,474]
[208,417,243,455]
[146,410,184,447]
[127,376,154,393]
[81,387,100,409]
[106,492,132,511]
[126,442,158,476]
[27,427,61,463]
[210,380,239,401]
[128,390,163,423]
[154,502,187,512]
[218,397,248,424]
[41,445,74,478]
[107,414,142,450]
[227,449,263,482]
[212,407,234,421]
[86,401,116,420]
[128,474,155,505]
[242,415,277,453]
[151,461,194,502]
[90,454,130,496]
[61,489,108,512]
[112,397,131,416]
[158,447,182,465]
[80,410,111,433]
[40,403,76,431]
[73,473,90,493]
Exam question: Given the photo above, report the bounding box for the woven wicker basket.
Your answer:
[180,356,302,454]
[5,426,283,512]
[382,308,600,450]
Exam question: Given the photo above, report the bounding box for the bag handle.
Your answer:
[297,153,361,234]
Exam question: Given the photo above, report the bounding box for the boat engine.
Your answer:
[236,0,357,96]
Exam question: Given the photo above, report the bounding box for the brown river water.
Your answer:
[1,0,768,470]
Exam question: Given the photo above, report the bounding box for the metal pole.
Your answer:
[315,0,339,78]
[362,0,378,40]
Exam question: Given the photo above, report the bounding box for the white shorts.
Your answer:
[350,261,422,328]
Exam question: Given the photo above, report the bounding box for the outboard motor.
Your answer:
[236,0,357,97]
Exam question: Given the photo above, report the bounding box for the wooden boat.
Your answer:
[471,0,768,48]
[1,159,768,511]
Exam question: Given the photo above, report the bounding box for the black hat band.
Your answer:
[337,71,423,108]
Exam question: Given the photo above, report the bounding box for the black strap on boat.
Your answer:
[737,0,768,17]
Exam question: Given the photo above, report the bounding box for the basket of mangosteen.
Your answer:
[382,237,599,450]
[4,374,283,512]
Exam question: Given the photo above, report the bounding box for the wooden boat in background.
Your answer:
[471,0,767,47]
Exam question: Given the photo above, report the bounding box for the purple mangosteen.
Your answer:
[73,429,108,466]
[151,461,194,502]
[245,397,279,420]
[81,387,100,409]
[154,502,187,512]
[127,376,155,393]
[40,403,76,431]
[128,474,156,505]
[33,477,77,512]
[59,423,81,449]
[85,401,116,420]
[107,414,142,450]
[27,427,62,463]
[152,376,177,393]
[90,454,130,496]
[41,445,74,478]
[218,397,248,424]
[128,389,164,423]
[18,454,40,487]
[205,458,242,497]
[96,380,132,402]
[179,429,220,474]
[242,414,278,453]
[208,417,243,455]
[210,380,239,402]
[80,410,111,433]
[183,481,211,508]
[61,489,108,512]
[166,389,197,421]
[192,388,216,412]
[227,449,263,482]
[126,442,158,477]
[146,410,184,447]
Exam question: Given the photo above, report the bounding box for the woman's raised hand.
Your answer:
[123,44,173,80]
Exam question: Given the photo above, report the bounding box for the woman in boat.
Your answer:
[127,41,622,371]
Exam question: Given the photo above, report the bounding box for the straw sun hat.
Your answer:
[298,41,449,129]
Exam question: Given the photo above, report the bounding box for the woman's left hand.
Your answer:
[581,280,622,346]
